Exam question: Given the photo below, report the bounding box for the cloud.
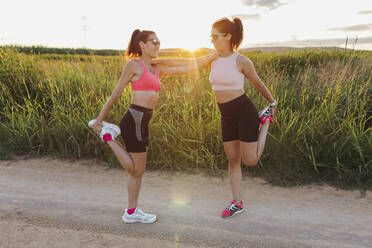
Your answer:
[245,36,372,48]
[242,0,287,10]
[357,10,372,15]
[327,24,372,32]
[233,14,262,21]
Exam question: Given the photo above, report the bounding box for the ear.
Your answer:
[225,33,232,41]
[139,41,145,51]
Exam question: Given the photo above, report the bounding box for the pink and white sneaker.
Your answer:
[258,106,274,124]
[88,119,120,142]
[221,200,244,218]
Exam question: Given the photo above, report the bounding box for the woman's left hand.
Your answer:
[271,105,277,117]
[91,119,103,134]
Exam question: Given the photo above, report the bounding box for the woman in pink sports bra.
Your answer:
[156,17,277,218]
[89,29,217,224]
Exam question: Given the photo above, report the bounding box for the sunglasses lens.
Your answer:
[210,33,226,42]
[146,38,160,45]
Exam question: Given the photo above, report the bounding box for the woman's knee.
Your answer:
[130,167,145,177]
[127,152,147,177]
[242,157,258,167]
[227,155,241,167]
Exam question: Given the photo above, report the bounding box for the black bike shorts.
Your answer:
[217,94,260,143]
[120,104,153,153]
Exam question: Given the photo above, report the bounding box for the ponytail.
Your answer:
[232,17,243,50]
[125,29,141,59]
[125,29,155,59]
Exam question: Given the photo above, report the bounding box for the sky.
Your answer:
[1,0,372,50]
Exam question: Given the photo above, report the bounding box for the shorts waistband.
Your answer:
[129,104,153,113]
[217,93,247,106]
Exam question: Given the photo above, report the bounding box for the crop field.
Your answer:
[0,47,371,188]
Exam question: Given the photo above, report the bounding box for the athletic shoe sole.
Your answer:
[122,214,157,224]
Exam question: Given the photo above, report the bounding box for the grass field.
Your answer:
[0,47,371,189]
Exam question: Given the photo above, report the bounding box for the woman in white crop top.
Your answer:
[210,17,277,218]
[155,17,277,218]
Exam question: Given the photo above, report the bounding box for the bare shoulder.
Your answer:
[236,53,253,68]
[125,59,142,73]
[126,59,141,68]
[236,53,257,76]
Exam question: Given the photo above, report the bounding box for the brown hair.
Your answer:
[212,17,243,51]
[125,29,156,59]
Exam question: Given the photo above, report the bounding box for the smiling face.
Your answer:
[140,33,160,58]
[210,28,232,54]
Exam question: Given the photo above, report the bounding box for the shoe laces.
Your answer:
[263,107,273,117]
[226,202,239,211]
[102,126,116,136]
[135,208,147,217]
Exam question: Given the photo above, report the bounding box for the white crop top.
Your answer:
[209,52,245,91]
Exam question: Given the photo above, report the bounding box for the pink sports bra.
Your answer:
[209,52,245,91]
[131,60,161,92]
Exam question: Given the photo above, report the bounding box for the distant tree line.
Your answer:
[0,45,124,56]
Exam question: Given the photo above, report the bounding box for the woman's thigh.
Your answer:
[223,140,241,164]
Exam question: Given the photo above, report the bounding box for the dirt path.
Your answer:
[0,158,371,248]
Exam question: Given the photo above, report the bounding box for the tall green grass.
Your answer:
[0,47,371,188]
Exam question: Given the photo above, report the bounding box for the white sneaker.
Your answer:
[88,119,121,142]
[122,208,157,224]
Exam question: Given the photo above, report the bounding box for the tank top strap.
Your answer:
[137,59,147,71]
[138,59,158,76]
[232,52,239,63]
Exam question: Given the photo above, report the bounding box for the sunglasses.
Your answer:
[146,38,161,46]
[210,33,226,42]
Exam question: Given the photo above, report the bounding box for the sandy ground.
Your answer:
[0,158,371,248]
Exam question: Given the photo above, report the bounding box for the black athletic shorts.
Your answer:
[119,104,153,153]
[217,94,260,143]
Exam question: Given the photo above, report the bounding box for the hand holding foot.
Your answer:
[90,119,103,134]
[88,119,121,142]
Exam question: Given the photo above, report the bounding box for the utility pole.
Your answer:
[82,16,87,48]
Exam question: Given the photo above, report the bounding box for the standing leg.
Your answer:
[223,140,242,201]
[221,140,245,218]
[122,147,156,223]
[127,149,148,209]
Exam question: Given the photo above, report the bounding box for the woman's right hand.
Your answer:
[91,119,103,134]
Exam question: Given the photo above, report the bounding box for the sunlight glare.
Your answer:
[169,185,192,208]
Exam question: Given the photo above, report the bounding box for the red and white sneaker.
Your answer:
[221,200,244,218]
[88,119,120,142]
[258,106,274,124]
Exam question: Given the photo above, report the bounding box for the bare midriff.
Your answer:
[131,91,159,109]
[213,89,245,104]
